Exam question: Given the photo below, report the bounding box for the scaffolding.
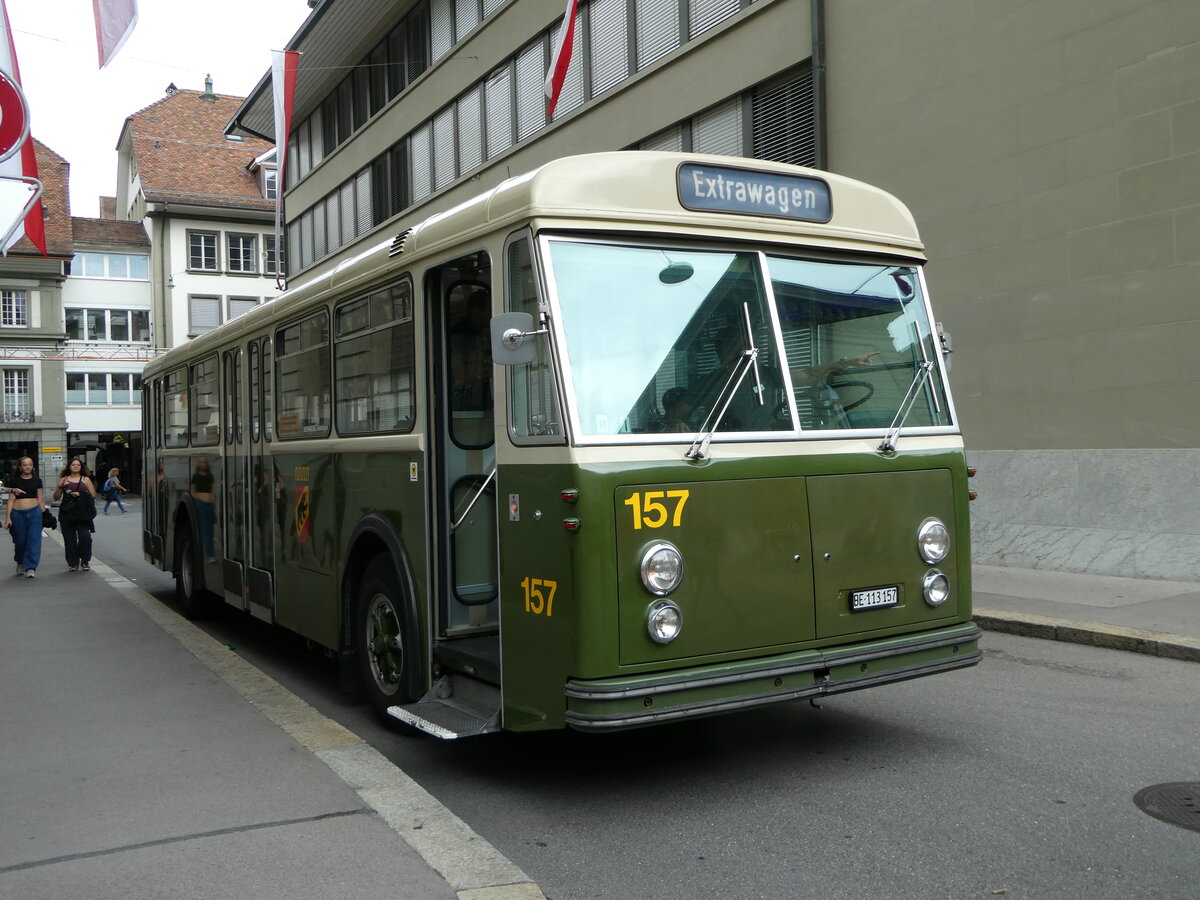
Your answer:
[0,344,169,361]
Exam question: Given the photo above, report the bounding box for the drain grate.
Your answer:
[1133,782,1200,833]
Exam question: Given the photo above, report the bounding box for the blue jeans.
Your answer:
[104,491,126,513]
[8,505,42,572]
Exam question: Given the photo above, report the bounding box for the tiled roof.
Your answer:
[70,217,150,247]
[125,90,275,211]
[6,139,72,258]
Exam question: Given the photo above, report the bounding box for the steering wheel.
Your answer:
[828,379,875,412]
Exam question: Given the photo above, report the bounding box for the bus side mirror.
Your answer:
[937,322,952,373]
[490,312,545,366]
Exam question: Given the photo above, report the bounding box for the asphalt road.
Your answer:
[101,501,1200,899]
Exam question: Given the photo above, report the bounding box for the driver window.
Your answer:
[442,253,493,449]
[508,235,564,443]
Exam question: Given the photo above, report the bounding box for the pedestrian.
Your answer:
[3,455,45,578]
[53,457,97,572]
[102,467,128,514]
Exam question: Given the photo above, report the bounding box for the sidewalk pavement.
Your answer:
[973,563,1200,663]
[0,528,545,900]
[3,531,1196,900]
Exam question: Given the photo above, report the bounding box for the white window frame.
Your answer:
[188,231,220,272]
[2,367,30,421]
[1,289,28,327]
[227,233,259,274]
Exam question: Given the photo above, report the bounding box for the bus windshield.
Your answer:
[546,238,952,441]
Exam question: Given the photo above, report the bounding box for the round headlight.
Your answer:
[917,517,950,564]
[647,600,683,644]
[923,569,950,607]
[640,542,683,596]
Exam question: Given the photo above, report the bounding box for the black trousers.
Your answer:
[62,519,93,567]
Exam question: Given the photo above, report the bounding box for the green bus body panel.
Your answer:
[497,447,973,732]
[615,478,816,663]
[808,470,960,639]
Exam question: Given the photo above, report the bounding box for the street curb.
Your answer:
[69,538,546,900]
[974,608,1200,663]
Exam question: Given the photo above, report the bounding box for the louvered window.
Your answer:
[455,0,479,41]
[296,120,312,179]
[636,0,679,70]
[299,209,313,270]
[309,107,325,167]
[639,125,683,152]
[692,98,742,156]
[390,145,409,215]
[485,66,513,158]
[188,296,221,337]
[433,106,457,189]
[751,66,816,167]
[458,86,483,172]
[551,15,585,119]
[688,0,739,38]
[483,0,504,14]
[410,125,433,202]
[355,169,372,236]
[340,181,355,242]
[312,202,327,260]
[326,193,342,250]
[590,0,628,96]
[431,0,454,62]
[515,41,544,140]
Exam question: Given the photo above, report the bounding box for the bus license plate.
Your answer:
[850,586,899,611]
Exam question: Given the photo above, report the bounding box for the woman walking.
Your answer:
[3,456,45,578]
[102,468,128,514]
[54,458,97,572]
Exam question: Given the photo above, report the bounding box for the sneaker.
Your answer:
[16,564,23,575]
[80,562,90,571]
[68,565,78,572]
[25,570,35,578]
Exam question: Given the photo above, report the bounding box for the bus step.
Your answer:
[387,675,500,739]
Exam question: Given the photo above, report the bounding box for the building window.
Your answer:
[74,252,149,280]
[264,235,284,276]
[64,308,151,342]
[263,168,278,200]
[2,368,30,421]
[228,297,259,321]
[227,234,258,273]
[1,289,27,327]
[189,295,221,336]
[188,231,219,271]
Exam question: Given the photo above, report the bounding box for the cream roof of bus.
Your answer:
[404,151,924,258]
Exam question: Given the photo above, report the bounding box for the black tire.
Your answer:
[175,524,211,620]
[355,556,417,720]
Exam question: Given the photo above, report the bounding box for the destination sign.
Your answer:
[677,164,831,222]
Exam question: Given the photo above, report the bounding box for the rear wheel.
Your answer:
[176,525,211,619]
[355,556,417,719]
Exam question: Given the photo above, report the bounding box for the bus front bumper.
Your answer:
[563,622,981,731]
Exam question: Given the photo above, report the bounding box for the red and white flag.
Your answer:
[92,0,138,69]
[271,49,300,288]
[0,0,45,256]
[544,0,578,117]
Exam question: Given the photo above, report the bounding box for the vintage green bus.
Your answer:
[142,152,980,738]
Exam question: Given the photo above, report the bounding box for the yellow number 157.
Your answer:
[624,489,689,530]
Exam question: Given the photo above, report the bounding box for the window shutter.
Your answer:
[410,125,433,202]
[483,0,504,14]
[355,169,372,236]
[751,66,816,167]
[485,66,513,158]
[229,299,259,321]
[589,0,628,96]
[313,201,327,260]
[340,181,356,241]
[692,98,742,156]
[635,0,679,70]
[299,210,313,270]
[639,125,683,152]
[327,191,342,250]
[431,0,454,62]
[688,0,739,38]
[515,41,544,140]
[189,297,220,334]
[309,106,325,167]
[458,86,483,173]
[455,0,479,41]
[433,105,456,189]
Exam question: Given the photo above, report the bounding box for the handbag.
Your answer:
[61,491,97,522]
[42,508,57,530]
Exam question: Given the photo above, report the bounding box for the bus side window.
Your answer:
[506,235,564,442]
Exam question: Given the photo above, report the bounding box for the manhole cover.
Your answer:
[1133,782,1200,833]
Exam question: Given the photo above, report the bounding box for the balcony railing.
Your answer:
[1,408,34,423]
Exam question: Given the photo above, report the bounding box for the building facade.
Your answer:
[231,0,1200,579]
[0,140,73,481]
[115,83,282,353]
[61,217,152,487]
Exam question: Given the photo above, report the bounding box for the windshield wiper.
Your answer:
[877,360,934,453]
[686,307,758,460]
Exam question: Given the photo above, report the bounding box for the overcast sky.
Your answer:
[7,0,312,218]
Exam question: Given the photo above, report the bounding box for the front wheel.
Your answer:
[355,556,417,719]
